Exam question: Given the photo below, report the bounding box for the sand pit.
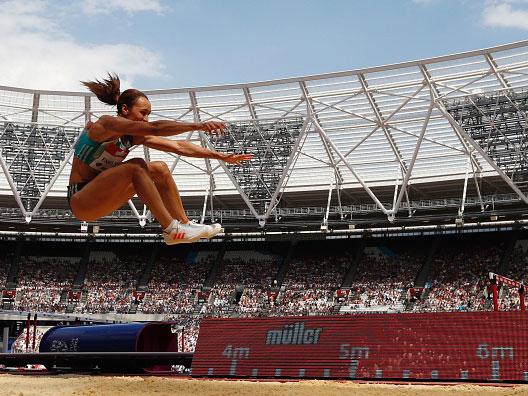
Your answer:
[1,376,528,396]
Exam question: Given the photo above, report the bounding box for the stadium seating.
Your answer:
[3,237,528,352]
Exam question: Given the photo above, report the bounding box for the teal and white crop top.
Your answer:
[74,129,134,172]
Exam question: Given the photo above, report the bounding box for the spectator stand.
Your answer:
[204,250,282,318]
[412,242,502,313]
[15,256,80,313]
[270,251,350,317]
[139,253,210,316]
[339,246,422,314]
[80,251,147,314]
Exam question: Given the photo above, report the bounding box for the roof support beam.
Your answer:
[197,125,263,223]
[191,91,216,223]
[261,113,312,223]
[333,83,427,163]
[420,63,488,211]
[420,64,484,174]
[0,147,29,220]
[299,81,344,187]
[459,158,471,217]
[243,87,258,120]
[31,93,39,123]
[468,149,485,212]
[391,102,433,219]
[358,73,416,220]
[485,53,510,89]
[358,73,408,173]
[28,147,77,219]
[299,81,360,204]
[310,115,390,215]
[485,58,528,129]
[84,96,91,124]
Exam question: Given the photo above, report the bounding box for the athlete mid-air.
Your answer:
[67,73,252,244]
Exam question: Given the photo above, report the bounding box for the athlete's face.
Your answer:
[122,96,152,122]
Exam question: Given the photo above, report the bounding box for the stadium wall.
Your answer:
[192,312,528,381]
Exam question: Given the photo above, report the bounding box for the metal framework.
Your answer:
[0,122,79,221]
[208,118,305,219]
[444,90,528,190]
[0,41,528,228]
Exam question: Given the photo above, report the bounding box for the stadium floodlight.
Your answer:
[490,215,498,221]
[455,217,464,227]
[92,225,100,234]
[80,221,88,232]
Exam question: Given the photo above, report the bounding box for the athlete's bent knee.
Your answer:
[150,161,171,179]
[125,158,151,178]
[126,157,149,169]
[70,200,99,222]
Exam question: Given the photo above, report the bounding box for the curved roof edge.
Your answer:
[0,40,527,96]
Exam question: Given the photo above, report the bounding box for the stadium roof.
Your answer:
[0,40,527,228]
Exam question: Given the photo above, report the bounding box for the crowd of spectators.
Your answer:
[412,244,502,312]
[237,287,273,316]
[139,256,210,314]
[6,241,528,321]
[79,254,144,314]
[267,255,350,316]
[0,253,11,289]
[15,257,78,313]
[341,251,423,312]
[203,258,279,317]
[203,287,233,316]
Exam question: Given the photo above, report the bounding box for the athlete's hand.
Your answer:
[223,153,253,165]
[200,121,226,135]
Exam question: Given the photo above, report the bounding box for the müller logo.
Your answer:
[265,322,323,345]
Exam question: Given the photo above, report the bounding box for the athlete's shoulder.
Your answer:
[88,116,118,142]
[94,115,116,130]
[96,115,115,123]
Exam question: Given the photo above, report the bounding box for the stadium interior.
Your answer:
[0,40,527,384]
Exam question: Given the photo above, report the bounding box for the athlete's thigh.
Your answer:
[70,161,142,221]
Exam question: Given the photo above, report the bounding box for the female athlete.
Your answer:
[68,74,252,244]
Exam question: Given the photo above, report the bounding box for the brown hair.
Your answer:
[81,73,148,115]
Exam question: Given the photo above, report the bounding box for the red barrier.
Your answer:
[192,312,528,381]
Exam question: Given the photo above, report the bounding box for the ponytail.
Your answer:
[81,72,120,106]
[81,73,148,115]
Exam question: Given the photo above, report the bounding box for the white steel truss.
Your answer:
[0,41,527,226]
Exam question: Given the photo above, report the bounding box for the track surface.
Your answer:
[2,376,528,395]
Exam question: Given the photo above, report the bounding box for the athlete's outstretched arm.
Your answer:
[92,115,225,139]
[149,120,225,136]
[140,135,253,165]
